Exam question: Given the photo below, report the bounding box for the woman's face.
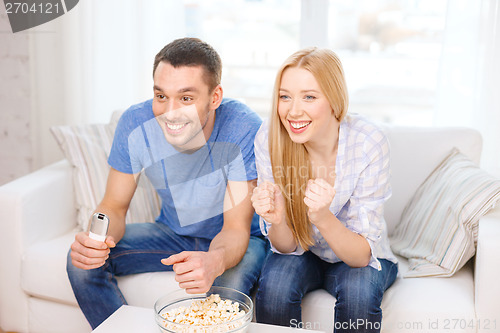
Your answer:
[277,67,338,145]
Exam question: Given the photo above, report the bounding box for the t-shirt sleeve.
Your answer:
[226,104,262,182]
[108,109,145,174]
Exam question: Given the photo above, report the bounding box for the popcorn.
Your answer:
[160,294,247,332]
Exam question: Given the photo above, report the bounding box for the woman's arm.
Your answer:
[314,214,371,267]
[252,181,298,253]
[304,178,371,267]
[305,125,391,268]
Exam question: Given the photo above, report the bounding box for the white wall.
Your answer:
[0,0,187,186]
[0,11,34,185]
[1,0,499,186]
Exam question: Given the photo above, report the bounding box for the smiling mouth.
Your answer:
[290,121,311,129]
[166,122,187,130]
[163,121,190,134]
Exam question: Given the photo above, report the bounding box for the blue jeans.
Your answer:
[256,251,398,333]
[67,222,268,329]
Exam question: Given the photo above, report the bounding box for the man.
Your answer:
[67,37,267,329]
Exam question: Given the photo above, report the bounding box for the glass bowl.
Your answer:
[154,286,253,333]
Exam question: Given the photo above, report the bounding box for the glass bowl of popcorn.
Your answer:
[155,286,253,332]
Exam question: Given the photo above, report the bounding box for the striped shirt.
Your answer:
[255,114,397,270]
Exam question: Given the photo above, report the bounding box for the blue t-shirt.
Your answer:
[108,98,263,239]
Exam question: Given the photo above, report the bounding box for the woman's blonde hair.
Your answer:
[269,47,349,250]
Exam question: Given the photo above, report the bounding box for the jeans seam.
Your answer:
[110,249,175,260]
[103,261,127,305]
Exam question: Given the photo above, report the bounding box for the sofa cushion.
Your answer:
[301,256,476,333]
[21,231,180,307]
[21,231,79,305]
[391,149,500,277]
[383,126,482,235]
[382,257,475,333]
[28,297,90,333]
[50,112,160,231]
[21,234,476,333]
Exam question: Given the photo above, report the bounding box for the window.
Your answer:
[183,0,301,117]
[328,0,448,125]
[183,0,448,125]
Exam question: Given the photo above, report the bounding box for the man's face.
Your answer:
[152,62,220,151]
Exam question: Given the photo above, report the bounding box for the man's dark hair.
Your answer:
[153,37,222,91]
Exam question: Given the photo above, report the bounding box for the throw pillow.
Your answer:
[50,112,160,231]
[391,148,500,277]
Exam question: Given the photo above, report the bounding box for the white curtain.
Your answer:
[29,0,500,175]
[29,0,186,167]
[435,0,500,175]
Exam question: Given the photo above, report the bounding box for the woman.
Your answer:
[251,47,398,333]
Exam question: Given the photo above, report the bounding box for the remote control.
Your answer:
[89,212,109,242]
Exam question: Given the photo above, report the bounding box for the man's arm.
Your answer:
[162,179,256,294]
[69,168,138,270]
[97,168,139,243]
[210,178,256,270]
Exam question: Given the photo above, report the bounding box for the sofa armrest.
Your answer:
[0,160,77,332]
[474,204,500,332]
[0,159,77,246]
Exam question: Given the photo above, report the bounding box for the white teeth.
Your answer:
[166,123,186,130]
[290,121,311,129]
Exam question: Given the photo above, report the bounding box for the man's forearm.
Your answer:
[209,228,250,274]
[92,203,127,244]
[210,179,255,275]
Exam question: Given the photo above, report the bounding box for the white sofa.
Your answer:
[1,124,500,333]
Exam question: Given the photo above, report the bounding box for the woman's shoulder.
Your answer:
[254,118,269,150]
[343,113,388,145]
